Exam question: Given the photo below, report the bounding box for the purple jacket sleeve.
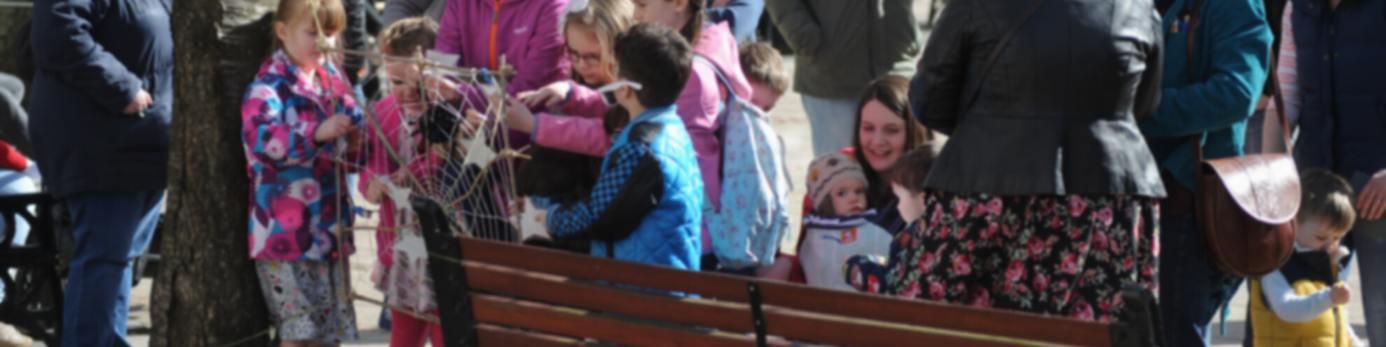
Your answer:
[506,0,570,94]
[534,114,609,157]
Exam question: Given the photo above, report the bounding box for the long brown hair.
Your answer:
[678,0,707,46]
[852,75,930,207]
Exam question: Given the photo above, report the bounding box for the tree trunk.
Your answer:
[151,0,278,344]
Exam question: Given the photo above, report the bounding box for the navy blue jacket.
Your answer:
[28,0,173,197]
[1289,0,1386,179]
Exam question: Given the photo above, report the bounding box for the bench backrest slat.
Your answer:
[465,262,756,333]
[758,281,1113,346]
[475,324,579,347]
[461,238,749,300]
[471,293,754,347]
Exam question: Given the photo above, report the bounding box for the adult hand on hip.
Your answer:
[123,90,153,116]
[1357,169,1386,220]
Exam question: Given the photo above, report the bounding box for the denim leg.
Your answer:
[1354,218,1386,345]
[1158,214,1245,347]
[61,191,164,347]
[801,95,859,156]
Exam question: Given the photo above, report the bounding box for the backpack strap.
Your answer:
[692,54,743,104]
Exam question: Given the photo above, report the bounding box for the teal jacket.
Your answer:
[1140,0,1273,190]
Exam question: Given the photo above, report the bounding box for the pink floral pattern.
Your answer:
[847,194,1158,322]
[242,50,363,261]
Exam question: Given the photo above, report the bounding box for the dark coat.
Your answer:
[28,0,173,197]
[1290,0,1386,179]
[914,0,1167,197]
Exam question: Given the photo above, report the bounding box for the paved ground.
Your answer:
[107,2,1368,346]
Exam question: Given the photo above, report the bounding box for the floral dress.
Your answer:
[847,194,1158,323]
[241,50,363,342]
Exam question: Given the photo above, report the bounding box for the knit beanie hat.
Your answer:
[807,152,867,211]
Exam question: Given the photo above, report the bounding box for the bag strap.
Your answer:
[692,54,742,103]
[960,0,1049,114]
[1184,0,1292,167]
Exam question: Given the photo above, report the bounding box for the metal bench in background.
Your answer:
[0,193,62,346]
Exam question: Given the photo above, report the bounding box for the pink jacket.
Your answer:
[435,0,571,94]
[532,22,752,251]
[358,97,439,268]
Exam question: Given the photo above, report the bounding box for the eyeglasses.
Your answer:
[567,46,603,67]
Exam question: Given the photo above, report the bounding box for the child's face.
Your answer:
[276,16,337,70]
[1296,218,1349,252]
[749,81,783,112]
[385,62,426,115]
[830,178,868,216]
[891,183,926,224]
[565,25,616,86]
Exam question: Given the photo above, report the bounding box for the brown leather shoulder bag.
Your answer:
[1185,0,1299,277]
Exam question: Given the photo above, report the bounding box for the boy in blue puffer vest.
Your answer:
[541,23,706,271]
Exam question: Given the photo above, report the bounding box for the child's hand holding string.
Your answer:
[315,114,357,142]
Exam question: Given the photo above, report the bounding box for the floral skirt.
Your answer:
[255,259,359,343]
[862,193,1158,322]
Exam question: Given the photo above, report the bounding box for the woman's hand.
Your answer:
[1357,170,1386,220]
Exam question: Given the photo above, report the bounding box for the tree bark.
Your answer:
[151,0,278,344]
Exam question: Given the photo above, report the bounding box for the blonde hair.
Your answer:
[272,0,347,49]
[564,0,634,84]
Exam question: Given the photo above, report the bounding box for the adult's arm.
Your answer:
[706,0,765,43]
[765,0,822,56]
[1133,9,1165,120]
[1139,0,1272,137]
[911,0,972,135]
[30,0,142,115]
[341,0,369,85]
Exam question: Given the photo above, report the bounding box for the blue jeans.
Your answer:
[62,191,163,347]
[1355,217,1386,344]
[801,95,859,156]
[1158,214,1244,347]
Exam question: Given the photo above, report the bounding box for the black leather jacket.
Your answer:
[912,0,1167,198]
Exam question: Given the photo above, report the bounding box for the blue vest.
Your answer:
[589,106,705,270]
[1291,0,1386,177]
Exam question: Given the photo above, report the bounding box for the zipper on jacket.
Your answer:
[489,0,503,69]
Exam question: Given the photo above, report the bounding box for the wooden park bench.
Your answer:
[415,200,1163,347]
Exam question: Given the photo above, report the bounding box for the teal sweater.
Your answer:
[1140,0,1273,190]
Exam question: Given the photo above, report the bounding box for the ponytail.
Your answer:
[679,0,706,46]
